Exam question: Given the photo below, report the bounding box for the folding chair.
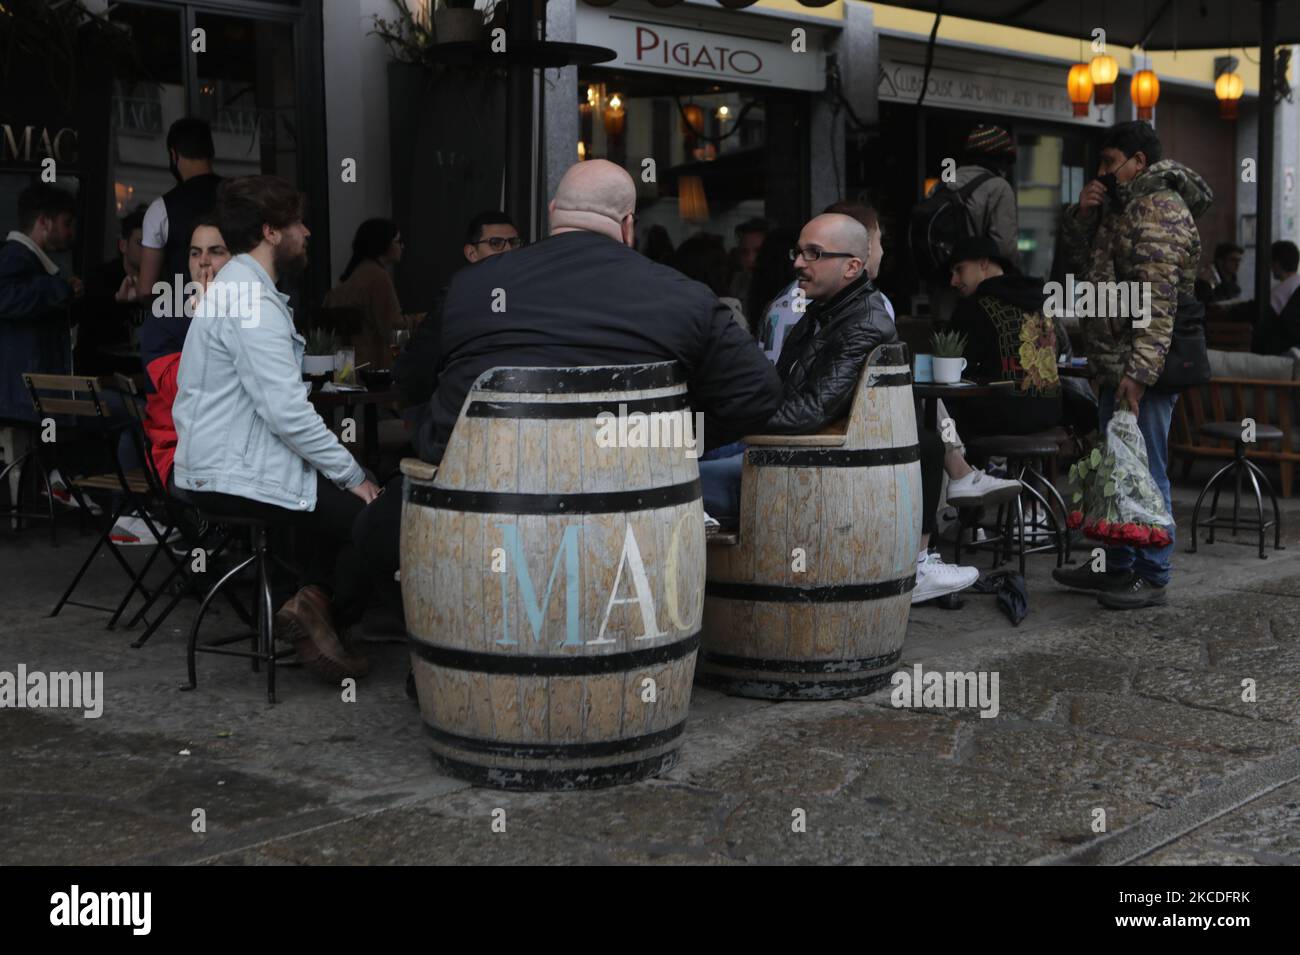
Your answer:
[106,374,254,648]
[24,373,169,627]
[0,418,58,541]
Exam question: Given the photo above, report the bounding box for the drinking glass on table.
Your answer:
[389,328,410,361]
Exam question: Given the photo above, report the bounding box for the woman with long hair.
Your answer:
[324,217,404,369]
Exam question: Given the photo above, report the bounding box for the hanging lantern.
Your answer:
[680,104,705,137]
[603,93,625,138]
[679,175,709,223]
[1089,53,1119,105]
[1130,70,1160,120]
[1215,70,1245,120]
[715,104,731,122]
[1067,63,1094,117]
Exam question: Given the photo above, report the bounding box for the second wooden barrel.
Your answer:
[699,344,921,699]
[401,363,706,790]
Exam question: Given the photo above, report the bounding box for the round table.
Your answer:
[913,381,1013,430]
[309,387,404,470]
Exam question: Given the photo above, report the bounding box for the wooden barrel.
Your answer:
[700,344,921,699]
[400,362,706,790]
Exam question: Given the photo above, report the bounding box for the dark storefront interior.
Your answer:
[577,67,810,253]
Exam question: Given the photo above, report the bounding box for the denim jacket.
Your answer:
[172,254,364,510]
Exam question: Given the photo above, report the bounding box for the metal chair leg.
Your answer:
[1241,463,1268,559]
[182,552,257,691]
[1245,459,1285,552]
[1194,459,1236,550]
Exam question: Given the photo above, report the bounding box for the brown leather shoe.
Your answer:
[273,585,370,682]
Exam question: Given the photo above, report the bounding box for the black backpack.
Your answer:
[908,170,995,280]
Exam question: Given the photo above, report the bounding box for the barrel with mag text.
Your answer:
[400,362,706,789]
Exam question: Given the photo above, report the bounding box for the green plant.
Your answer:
[929,330,968,359]
[370,0,436,64]
[0,0,148,109]
[304,328,338,357]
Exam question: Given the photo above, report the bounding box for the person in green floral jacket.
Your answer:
[1052,121,1213,611]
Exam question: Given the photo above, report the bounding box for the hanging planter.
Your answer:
[434,1,486,45]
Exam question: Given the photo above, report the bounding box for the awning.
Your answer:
[850,1,1300,51]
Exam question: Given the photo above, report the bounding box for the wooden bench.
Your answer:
[699,343,922,700]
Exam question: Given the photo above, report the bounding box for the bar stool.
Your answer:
[180,514,297,704]
[954,430,1070,575]
[1188,422,1284,560]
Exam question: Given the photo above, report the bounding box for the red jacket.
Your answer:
[144,351,180,485]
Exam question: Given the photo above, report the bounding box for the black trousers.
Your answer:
[183,473,368,626]
[355,473,404,586]
[918,426,944,539]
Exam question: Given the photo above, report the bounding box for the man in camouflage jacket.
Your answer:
[1054,121,1212,610]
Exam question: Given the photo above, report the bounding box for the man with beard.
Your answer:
[173,175,380,682]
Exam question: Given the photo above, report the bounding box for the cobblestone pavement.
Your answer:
[2,480,1298,865]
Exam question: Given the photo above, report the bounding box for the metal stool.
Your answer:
[1188,421,1284,560]
[181,515,297,703]
[955,430,1070,575]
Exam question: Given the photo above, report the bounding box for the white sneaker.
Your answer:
[912,551,980,604]
[110,514,178,546]
[45,471,103,516]
[947,469,1021,506]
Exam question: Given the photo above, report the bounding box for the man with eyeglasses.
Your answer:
[700,212,986,604]
[463,211,523,263]
[395,210,521,425]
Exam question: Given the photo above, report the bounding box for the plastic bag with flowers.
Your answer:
[1066,409,1173,549]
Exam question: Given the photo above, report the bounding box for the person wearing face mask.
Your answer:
[136,119,221,311]
[1055,120,1213,610]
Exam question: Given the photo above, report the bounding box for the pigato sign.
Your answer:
[576,7,825,91]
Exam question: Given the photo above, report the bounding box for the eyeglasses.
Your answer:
[790,246,857,263]
[471,236,523,251]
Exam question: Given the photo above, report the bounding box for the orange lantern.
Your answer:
[1130,69,1160,120]
[680,104,705,137]
[1089,53,1119,105]
[1067,63,1094,117]
[679,175,709,223]
[1215,70,1244,120]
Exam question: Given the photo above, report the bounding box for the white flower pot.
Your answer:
[303,354,335,376]
[932,356,967,384]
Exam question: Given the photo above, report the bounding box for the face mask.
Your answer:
[1098,155,1136,209]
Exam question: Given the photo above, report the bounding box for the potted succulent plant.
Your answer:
[303,328,338,377]
[434,0,485,45]
[929,330,969,384]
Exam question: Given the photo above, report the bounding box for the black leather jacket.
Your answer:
[765,273,899,433]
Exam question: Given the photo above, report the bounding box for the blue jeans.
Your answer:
[1099,387,1177,586]
[699,449,745,527]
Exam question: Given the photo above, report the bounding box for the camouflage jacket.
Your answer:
[1059,159,1212,389]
